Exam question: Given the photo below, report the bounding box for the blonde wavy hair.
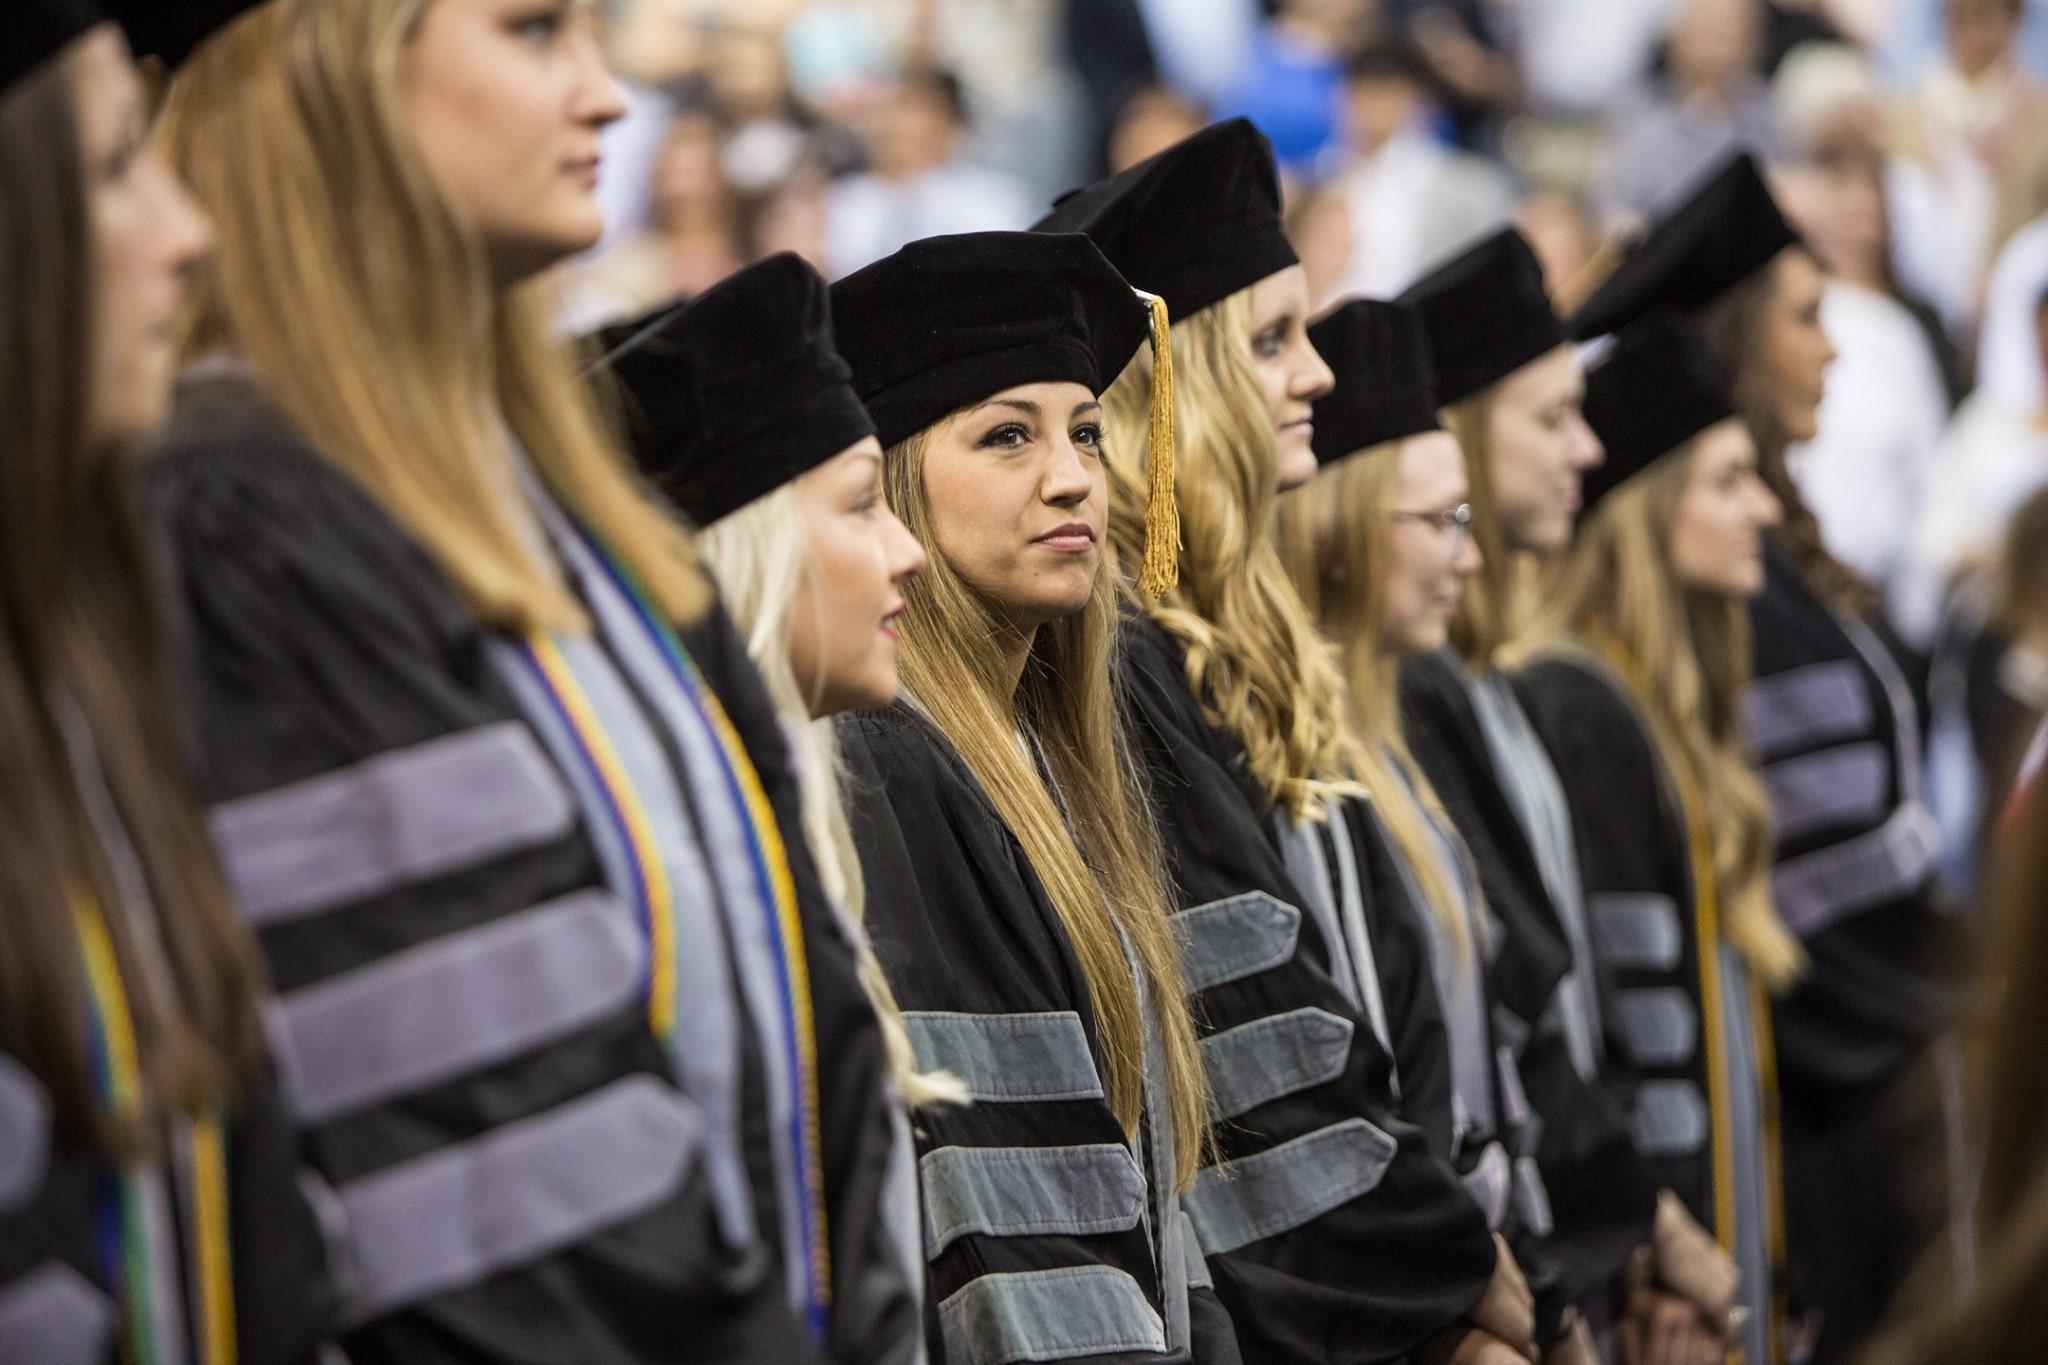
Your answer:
[157,0,705,634]
[1510,443,1805,988]
[695,490,966,1111]
[1102,288,1366,823]
[1275,439,1469,953]
[882,423,1210,1186]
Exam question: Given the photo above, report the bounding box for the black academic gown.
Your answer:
[1119,613,1497,1364]
[141,373,907,1364]
[1517,649,1787,1365]
[1399,650,1658,1315]
[840,701,1241,1365]
[1744,537,1964,1361]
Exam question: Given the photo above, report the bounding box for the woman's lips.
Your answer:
[1034,523,1098,553]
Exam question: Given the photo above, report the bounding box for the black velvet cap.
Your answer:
[1397,229,1565,406]
[106,0,267,68]
[590,254,875,528]
[1031,118,1298,321]
[1568,154,1800,341]
[1307,298,1441,465]
[1579,316,1737,510]
[4,0,103,99]
[830,231,1152,450]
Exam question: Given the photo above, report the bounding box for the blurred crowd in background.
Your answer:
[569,0,2048,898]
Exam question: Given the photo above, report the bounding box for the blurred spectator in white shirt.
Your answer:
[1890,0,2048,332]
[1519,0,1680,116]
[1978,133,2048,406]
[1771,48,1956,641]
[1326,41,1517,297]
[1596,0,1783,222]
[824,66,1036,276]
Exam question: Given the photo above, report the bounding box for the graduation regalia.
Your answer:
[142,371,913,1364]
[1572,150,1964,1359]
[1120,613,1496,1364]
[1513,319,1780,1365]
[840,706,1238,1365]
[1397,228,1660,1313]
[829,229,1239,1365]
[1743,539,1962,1357]
[1517,650,1783,1365]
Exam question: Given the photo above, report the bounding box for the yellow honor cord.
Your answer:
[1136,289,1180,600]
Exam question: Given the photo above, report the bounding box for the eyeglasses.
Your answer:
[1389,502,1473,560]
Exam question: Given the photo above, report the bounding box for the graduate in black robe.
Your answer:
[1040,123,1533,1364]
[832,230,1242,1365]
[140,8,914,1359]
[1395,231,1671,1342]
[1571,155,1966,1362]
[0,5,332,1361]
[1515,319,1800,1365]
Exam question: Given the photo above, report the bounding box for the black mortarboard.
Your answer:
[1568,154,1800,341]
[108,0,269,69]
[4,0,103,99]
[590,253,875,528]
[831,230,1182,597]
[1307,298,1441,465]
[1031,118,1297,321]
[1578,316,1737,510]
[1398,229,1565,406]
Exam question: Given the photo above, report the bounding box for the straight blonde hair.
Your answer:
[1275,440,1469,952]
[157,0,706,635]
[1440,385,1540,669]
[1102,288,1366,823]
[882,424,1210,1187]
[1510,446,1804,988]
[695,490,966,1111]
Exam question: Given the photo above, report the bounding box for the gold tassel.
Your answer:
[1136,290,1180,599]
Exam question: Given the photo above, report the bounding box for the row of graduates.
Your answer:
[0,2,1956,1363]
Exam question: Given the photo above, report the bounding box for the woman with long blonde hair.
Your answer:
[594,250,965,1353]
[0,5,334,1361]
[1273,299,1516,1205]
[1512,318,1793,1365]
[1041,121,1539,1365]
[143,3,910,1359]
[1569,154,1962,1365]
[827,229,1236,1365]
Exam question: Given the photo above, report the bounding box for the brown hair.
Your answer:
[883,423,1211,1185]
[1700,250,1878,618]
[0,45,264,1155]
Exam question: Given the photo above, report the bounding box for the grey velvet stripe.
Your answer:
[1773,801,1941,940]
[920,1143,1146,1259]
[1590,893,1683,972]
[1765,742,1890,843]
[1614,988,1698,1067]
[269,889,644,1124]
[0,1056,49,1216]
[0,1262,115,1365]
[337,1075,701,1319]
[1630,1080,1708,1157]
[1183,1118,1398,1255]
[938,1266,1165,1365]
[212,722,576,926]
[902,1011,1105,1103]
[1200,1007,1354,1120]
[1177,892,1301,994]
[1181,1220,1214,1291]
[1743,660,1871,761]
